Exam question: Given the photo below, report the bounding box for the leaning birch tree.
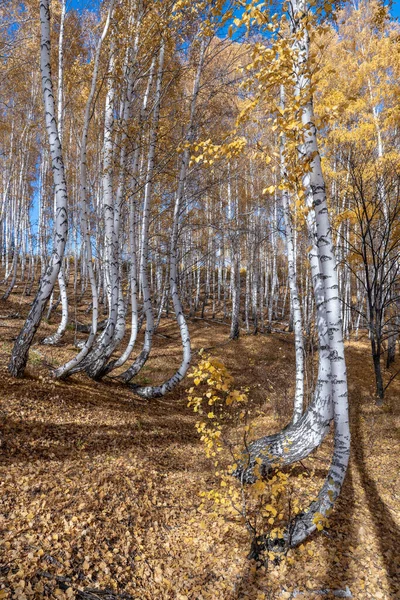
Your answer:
[231,0,350,547]
[52,0,115,378]
[43,0,68,346]
[8,0,68,377]
[133,38,207,398]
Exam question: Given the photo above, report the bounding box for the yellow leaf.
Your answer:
[265,504,277,516]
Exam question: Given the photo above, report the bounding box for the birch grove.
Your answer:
[1,0,399,570]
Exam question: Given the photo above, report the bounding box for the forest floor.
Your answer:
[0,289,399,600]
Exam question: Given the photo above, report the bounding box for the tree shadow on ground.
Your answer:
[319,463,356,598]
[351,396,400,598]
[0,415,200,464]
[0,370,207,473]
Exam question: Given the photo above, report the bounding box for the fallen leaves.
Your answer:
[0,313,398,599]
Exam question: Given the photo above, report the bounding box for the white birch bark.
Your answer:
[43,0,68,346]
[2,138,28,300]
[119,41,165,383]
[53,1,114,378]
[85,12,145,379]
[78,41,118,378]
[285,0,350,546]
[103,51,155,375]
[268,186,278,330]
[235,5,348,531]
[280,88,304,423]
[9,0,68,377]
[133,40,206,398]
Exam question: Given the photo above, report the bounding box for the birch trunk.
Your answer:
[103,51,155,376]
[119,41,165,383]
[43,0,68,346]
[86,12,144,379]
[9,0,68,377]
[133,40,206,398]
[235,5,350,533]
[280,86,304,422]
[285,0,350,545]
[53,1,114,378]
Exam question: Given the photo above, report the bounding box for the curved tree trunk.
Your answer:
[80,40,119,379]
[101,30,153,377]
[8,0,68,377]
[119,43,165,384]
[234,7,350,536]
[282,0,350,546]
[53,1,114,378]
[43,266,68,345]
[43,0,69,346]
[132,40,206,398]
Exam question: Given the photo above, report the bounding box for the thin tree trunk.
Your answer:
[280,86,304,423]
[133,39,206,398]
[119,41,165,383]
[9,0,68,377]
[53,1,114,378]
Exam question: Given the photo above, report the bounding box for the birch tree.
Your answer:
[53,0,115,378]
[8,0,69,377]
[133,39,207,398]
[43,0,68,346]
[229,0,350,548]
[118,38,165,383]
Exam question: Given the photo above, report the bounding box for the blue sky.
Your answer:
[391,0,400,18]
[66,0,100,12]
[66,0,400,18]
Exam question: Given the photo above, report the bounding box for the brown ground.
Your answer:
[0,288,399,600]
